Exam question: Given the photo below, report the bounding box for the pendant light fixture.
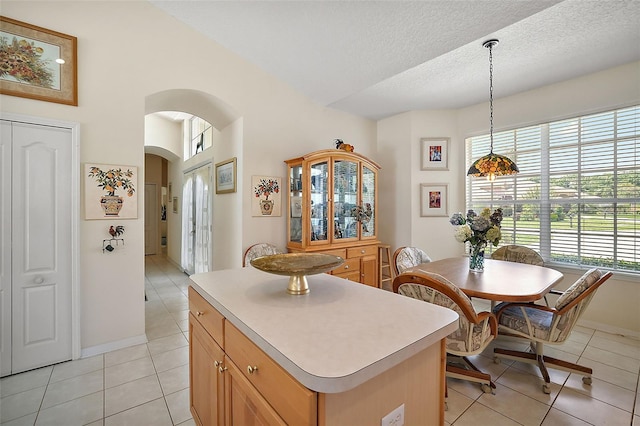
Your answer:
[467,39,519,181]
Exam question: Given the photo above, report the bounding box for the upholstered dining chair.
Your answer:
[393,271,497,402]
[491,245,548,306]
[243,243,284,267]
[493,268,613,394]
[392,246,432,276]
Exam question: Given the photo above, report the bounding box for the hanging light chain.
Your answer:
[488,41,494,154]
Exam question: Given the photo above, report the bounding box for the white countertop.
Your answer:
[189,267,458,393]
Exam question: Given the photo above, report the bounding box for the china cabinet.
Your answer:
[284,150,381,286]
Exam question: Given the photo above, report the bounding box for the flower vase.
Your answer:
[260,199,274,215]
[469,243,486,272]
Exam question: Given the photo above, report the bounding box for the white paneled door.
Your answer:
[0,119,73,376]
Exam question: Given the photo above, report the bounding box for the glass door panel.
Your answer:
[289,164,303,243]
[361,165,375,237]
[310,161,328,241]
[334,160,358,240]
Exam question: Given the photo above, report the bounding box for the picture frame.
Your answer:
[421,137,449,170]
[84,163,138,220]
[252,175,282,217]
[215,157,236,194]
[420,183,448,217]
[0,16,78,106]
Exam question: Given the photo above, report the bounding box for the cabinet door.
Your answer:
[225,357,286,426]
[288,163,303,244]
[360,164,376,238]
[332,159,359,242]
[309,160,329,244]
[360,254,378,287]
[190,314,225,426]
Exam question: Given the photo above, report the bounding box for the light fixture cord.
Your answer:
[489,42,494,154]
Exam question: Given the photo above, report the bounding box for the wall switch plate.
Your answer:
[381,403,404,426]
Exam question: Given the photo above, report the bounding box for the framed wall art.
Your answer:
[252,176,282,217]
[420,183,448,217]
[84,164,138,220]
[421,137,449,170]
[215,157,236,194]
[0,16,78,105]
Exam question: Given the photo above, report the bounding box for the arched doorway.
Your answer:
[144,89,243,271]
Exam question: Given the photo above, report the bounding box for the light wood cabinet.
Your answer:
[189,288,316,426]
[189,285,448,426]
[189,288,225,426]
[285,149,381,287]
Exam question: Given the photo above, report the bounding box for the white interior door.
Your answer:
[145,183,158,255]
[0,121,11,376]
[1,120,73,376]
[181,165,212,275]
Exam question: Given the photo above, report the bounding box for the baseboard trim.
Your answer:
[80,334,148,358]
[578,319,640,340]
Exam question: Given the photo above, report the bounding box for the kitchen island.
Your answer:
[189,267,458,426]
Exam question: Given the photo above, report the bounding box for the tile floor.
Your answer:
[1,255,638,425]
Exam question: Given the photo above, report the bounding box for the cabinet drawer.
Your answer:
[347,245,377,258]
[225,322,317,426]
[332,258,360,275]
[189,286,224,346]
[321,248,347,259]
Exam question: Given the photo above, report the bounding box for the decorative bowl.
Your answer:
[250,253,345,295]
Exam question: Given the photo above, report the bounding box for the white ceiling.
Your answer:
[149,0,640,121]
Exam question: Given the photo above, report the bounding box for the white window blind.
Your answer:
[466,105,639,274]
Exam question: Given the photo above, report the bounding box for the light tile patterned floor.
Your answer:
[1,255,639,425]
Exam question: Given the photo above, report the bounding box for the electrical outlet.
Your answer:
[381,403,404,426]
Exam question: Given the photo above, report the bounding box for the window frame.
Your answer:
[465,105,639,276]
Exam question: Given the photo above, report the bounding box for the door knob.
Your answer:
[34,276,44,284]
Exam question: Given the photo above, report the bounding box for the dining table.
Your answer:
[404,257,564,304]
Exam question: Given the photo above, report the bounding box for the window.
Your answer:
[184,116,214,160]
[466,105,639,274]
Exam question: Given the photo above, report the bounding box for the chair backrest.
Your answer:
[392,246,432,276]
[491,245,543,266]
[393,271,496,355]
[243,243,284,267]
[552,269,612,342]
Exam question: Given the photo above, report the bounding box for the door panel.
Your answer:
[11,122,72,373]
[0,120,11,376]
[145,183,158,255]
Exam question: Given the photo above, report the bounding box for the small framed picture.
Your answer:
[421,137,449,170]
[420,183,448,217]
[215,157,237,194]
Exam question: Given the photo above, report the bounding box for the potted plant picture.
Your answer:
[88,166,136,217]
[253,177,280,216]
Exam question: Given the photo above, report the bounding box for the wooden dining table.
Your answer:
[404,257,564,303]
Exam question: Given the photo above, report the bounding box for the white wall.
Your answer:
[1,0,375,353]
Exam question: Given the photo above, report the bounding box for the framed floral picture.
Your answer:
[0,16,78,105]
[420,183,448,217]
[421,137,449,170]
[84,164,138,219]
[252,176,282,217]
[215,157,236,194]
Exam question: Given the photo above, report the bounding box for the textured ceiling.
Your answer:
[149,0,640,120]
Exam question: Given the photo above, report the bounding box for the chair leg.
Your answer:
[446,356,495,393]
[494,342,593,394]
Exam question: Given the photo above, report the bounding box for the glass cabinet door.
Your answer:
[310,161,329,241]
[361,165,376,238]
[333,159,358,240]
[289,164,303,243]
